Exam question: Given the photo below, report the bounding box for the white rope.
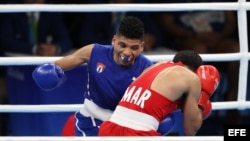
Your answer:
[236,0,249,103]
[0,3,241,13]
[0,3,245,140]
[0,2,249,113]
[0,53,245,66]
[0,136,223,141]
[0,101,249,113]
[0,56,62,65]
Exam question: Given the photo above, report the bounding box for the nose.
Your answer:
[120,48,133,63]
[122,48,132,56]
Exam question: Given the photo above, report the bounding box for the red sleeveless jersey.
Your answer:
[99,61,184,136]
[119,61,183,122]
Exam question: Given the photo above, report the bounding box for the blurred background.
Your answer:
[0,0,250,136]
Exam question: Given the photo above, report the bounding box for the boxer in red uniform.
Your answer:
[98,50,220,136]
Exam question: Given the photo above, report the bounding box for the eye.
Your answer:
[130,45,139,51]
[118,42,126,48]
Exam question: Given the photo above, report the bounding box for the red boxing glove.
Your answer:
[198,91,210,111]
[202,100,212,120]
[196,65,220,96]
[196,65,220,110]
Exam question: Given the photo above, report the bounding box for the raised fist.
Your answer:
[32,63,65,91]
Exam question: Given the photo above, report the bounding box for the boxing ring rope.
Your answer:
[0,2,246,12]
[0,53,244,65]
[0,136,223,141]
[0,1,250,141]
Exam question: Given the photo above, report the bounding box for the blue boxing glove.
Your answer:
[32,63,65,91]
[157,113,176,136]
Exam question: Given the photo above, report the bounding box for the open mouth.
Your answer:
[120,55,132,63]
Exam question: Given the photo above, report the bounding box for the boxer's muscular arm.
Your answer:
[54,44,94,70]
[32,44,94,91]
[182,75,203,136]
[181,65,220,135]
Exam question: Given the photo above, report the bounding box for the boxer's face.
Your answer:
[112,35,144,67]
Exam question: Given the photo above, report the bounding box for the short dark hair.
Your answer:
[116,16,144,41]
[173,50,203,71]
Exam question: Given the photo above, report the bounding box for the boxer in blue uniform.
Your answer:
[32,16,154,136]
[33,16,179,136]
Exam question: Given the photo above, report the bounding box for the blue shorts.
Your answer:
[74,111,103,136]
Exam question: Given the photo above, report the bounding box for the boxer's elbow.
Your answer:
[184,114,203,136]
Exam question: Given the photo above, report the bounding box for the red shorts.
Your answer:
[98,121,160,136]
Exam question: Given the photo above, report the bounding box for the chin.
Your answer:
[120,61,134,67]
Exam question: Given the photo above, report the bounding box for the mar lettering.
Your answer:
[121,86,151,108]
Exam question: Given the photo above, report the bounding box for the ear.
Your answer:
[140,41,145,52]
[111,35,116,46]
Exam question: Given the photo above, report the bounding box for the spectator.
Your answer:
[0,0,72,56]
[56,0,86,49]
[158,0,240,125]
[76,0,163,52]
[0,0,72,135]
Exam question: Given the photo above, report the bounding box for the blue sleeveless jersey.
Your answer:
[85,43,152,111]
